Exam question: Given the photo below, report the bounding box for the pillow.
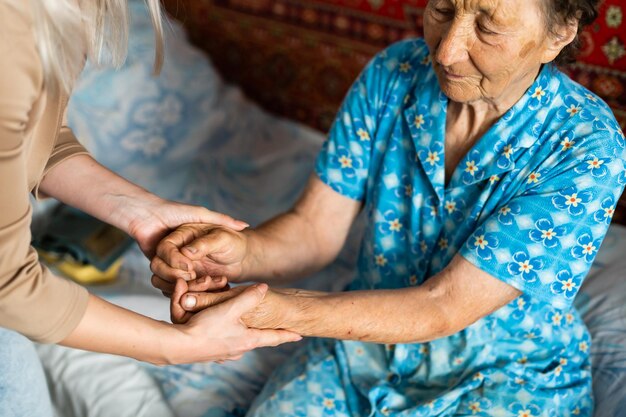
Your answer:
[66,0,224,202]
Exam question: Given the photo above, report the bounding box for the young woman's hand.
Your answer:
[61,282,301,366]
[167,280,302,364]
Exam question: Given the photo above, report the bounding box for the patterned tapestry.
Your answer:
[163,0,625,133]
[566,0,626,130]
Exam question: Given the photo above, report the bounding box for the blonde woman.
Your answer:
[0,1,300,414]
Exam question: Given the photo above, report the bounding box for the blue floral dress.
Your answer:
[247,39,626,417]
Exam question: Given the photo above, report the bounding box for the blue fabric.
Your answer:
[67,1,224,203]
[0,328,53,417]
[247,39,626,417]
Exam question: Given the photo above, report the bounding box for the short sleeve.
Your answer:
[35,106,89,198]
[314,59,379,201]
[315,39,430,201]
[460,122,626,310]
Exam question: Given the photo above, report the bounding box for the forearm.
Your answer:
[243,211,335,284]
[38,154,160,234]
[241,175,360,284]
[60,294,184,365]
[261,256,520,343]
[274,286,450,344]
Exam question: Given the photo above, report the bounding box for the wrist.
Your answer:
[240,229,261,279]
[279,290,323,334]
[120,193,165,238]
[153,322,192,365]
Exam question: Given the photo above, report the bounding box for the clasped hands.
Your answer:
[149,223,303,359]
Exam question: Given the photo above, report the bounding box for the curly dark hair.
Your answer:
[542,0,601,66]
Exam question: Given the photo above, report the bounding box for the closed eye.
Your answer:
[433,7,455,20]
[476,22,497,35]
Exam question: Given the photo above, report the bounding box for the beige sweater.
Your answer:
[0,0,89,343]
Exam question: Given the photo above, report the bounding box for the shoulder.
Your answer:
[552,68,618,127]
[375,38,431,66]
[0,0,43,133]
[0,0,36,37]
[355,38,435,112]
[364,38,432,81]
[0,0,41,70]
[538,67,624,160]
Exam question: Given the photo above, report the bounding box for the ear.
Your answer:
[541,19,579,63]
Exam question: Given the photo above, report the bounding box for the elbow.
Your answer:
[417,280,461,341]
[425,303,454,340]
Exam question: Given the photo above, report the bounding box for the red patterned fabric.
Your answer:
[564,0,626,130]
[576,0,626,70]
[163,0,626,222]
[164,0,625,130]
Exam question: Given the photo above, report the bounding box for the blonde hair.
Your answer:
[28,0,164,95]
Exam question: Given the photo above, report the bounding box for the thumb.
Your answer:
[182,287,244,312]
[191,207,249,232]
[171,279,193,324]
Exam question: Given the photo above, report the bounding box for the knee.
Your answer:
[0,328,41,373]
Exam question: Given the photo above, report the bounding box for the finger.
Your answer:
[186,276,229,292]
[181,286,246,312]
[198,208,249,231]
[151,256,194,282]
[247,328,303,348]
[171,279,193,324]
[161,291,172,298]
[178,231,231,262]
[151,274,176,293]
[156,224,216,272]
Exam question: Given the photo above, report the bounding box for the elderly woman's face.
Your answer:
[424,0,557,105]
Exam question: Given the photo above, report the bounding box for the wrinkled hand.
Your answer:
[173,283,324,332]
[126,199,248,259]
[169,279,302,363]
[171,282,285,330]
[150,223,249,296]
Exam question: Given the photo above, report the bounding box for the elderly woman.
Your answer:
[153,0,625,415]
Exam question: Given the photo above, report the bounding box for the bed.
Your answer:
[32,1,626,416]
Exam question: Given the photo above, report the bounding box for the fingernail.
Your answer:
[179,263,189,271]
[196,277,206,284]
[212,276,224,282]
[181,273,191,281]
[183,246,197,254]
[239,221,250,228]
[184,295,196,308]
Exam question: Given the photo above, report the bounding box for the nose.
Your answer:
[435,21,470,67]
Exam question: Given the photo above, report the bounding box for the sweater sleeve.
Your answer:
[0,1,88,343]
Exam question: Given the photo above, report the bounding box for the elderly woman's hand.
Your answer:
[124,197,248,259]
[174,283,325,332]
[150,223,251,297]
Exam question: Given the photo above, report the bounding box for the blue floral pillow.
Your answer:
[67,0,223,202]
